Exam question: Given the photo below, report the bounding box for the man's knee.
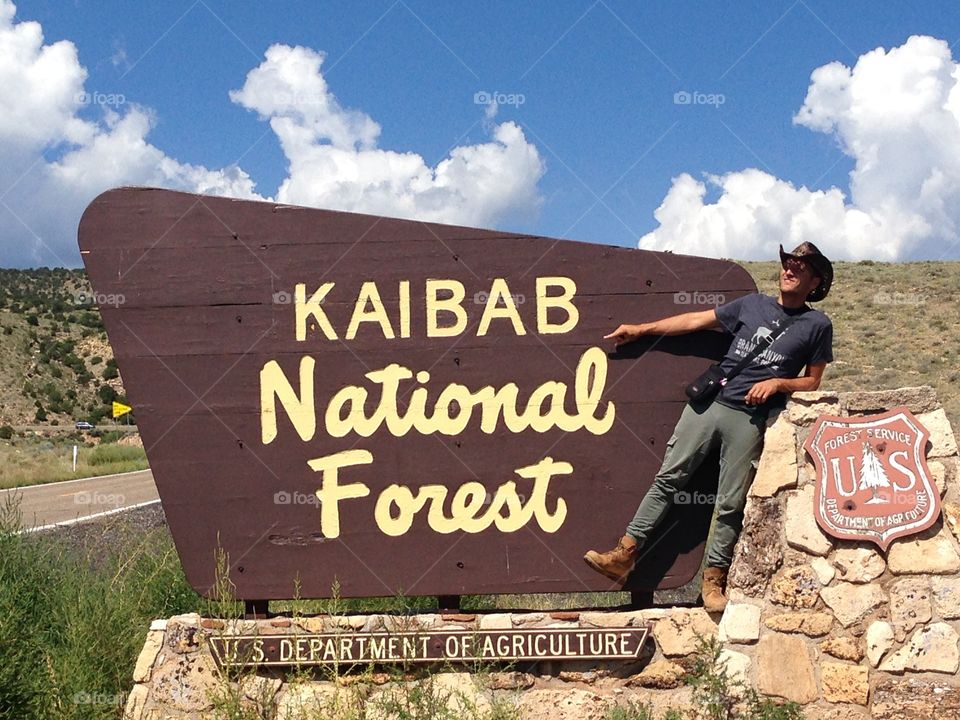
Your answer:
[713,489,748,519]
[652,468,692,494]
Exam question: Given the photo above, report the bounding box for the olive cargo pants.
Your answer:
[625,400,768,569]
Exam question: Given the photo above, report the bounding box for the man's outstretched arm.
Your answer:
[743,362,827,406]
[604,309,721,347]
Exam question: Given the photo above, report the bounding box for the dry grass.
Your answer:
[0,435,148,489]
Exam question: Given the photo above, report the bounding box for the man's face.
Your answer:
[779,257,821,299]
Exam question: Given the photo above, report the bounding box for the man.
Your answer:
[584,243,834,612]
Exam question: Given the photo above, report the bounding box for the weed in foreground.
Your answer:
[686,636,802,720]
[605,702,684,720]
[602,635,802,720]
[0,494,201,720]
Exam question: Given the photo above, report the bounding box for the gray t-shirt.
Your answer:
[713,293,833,414]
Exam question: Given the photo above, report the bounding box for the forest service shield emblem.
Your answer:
[803,406,940,549]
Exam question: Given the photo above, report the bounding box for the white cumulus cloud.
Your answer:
[640,35,960,261]
[229,44,544,228]
[0,5,544,268]
[0,0,259,267]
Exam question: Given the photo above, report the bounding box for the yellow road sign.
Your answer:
[112,401,133,418]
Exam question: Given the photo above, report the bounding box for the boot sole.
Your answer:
[583,554,628,586]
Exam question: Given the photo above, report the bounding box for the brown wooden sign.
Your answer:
[804,406,940,549]
[78,187,756,600]
[208,626,652,668]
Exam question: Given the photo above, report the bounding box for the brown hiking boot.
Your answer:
[701,566,729,613]
[583,535,638,585]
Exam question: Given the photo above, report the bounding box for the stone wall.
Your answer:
[126,387,960,720]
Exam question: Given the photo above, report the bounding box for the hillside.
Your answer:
[0,261,958,433]
[0,268,129,429]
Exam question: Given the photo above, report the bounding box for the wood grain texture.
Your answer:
[78,187,757,601]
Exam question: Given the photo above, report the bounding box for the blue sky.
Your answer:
[3,0,960,267]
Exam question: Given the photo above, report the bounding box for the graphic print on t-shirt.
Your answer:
[714,293,833,414]
[733,321,788,371]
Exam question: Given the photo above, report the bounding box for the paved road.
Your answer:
[0,469,159,530]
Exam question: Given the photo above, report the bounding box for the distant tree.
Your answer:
[97,385,118,405]
[44,384,62,403]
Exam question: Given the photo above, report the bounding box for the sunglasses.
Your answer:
[781,258,812,275]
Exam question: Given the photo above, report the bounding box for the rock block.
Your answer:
[820,583,886,627]
[755,634,817,704]
[752,416,799,497]
[888,525,960,575]
[820,661,869,705]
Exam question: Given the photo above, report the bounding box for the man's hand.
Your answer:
[604,310,720,347]
[604,324,645,348]
[744,379,782,406]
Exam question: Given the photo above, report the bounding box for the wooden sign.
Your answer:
[209,626,652,668]
[804,407,940,549]
[78,188,756,601]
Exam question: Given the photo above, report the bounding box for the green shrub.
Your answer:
[87,406,109,425]
[97,384,118,405]
[0,497,200,719]
[0,426,12,440]
[88,445,143,466]
[687,636,802,720]
[604,702,657,720]
[44,383,62,403]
